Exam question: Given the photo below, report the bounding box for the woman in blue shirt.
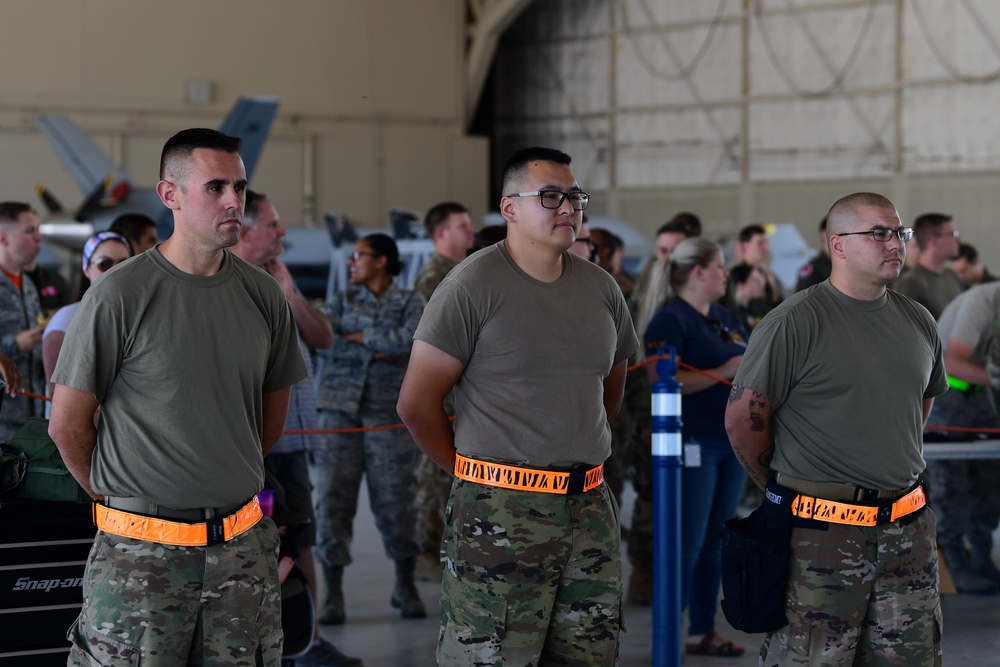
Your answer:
[644,237,748,657]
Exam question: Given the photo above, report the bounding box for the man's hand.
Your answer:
[15,323,44,353]
[0,353,22,396]
[263,258,296,296]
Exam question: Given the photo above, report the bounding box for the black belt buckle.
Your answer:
[566,468,586,495]
[206,517,226,546]
[876,504,893,526]
[855,486,881,503]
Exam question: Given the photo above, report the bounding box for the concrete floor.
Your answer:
[315,481,1000,666]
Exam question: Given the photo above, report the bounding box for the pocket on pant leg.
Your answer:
[255,628,284,667]
[68,617,141,666]
[437,572,507,666]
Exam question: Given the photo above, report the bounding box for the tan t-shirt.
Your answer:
[414,242,638,468]
[52,249,307,509]
[733,281,947,490]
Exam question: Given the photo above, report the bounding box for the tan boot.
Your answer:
[390,557,427,619]
[318,565,346,625]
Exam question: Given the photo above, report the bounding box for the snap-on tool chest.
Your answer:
[0,500,94,666]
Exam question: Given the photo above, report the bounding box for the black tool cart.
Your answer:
[0,500,95,666]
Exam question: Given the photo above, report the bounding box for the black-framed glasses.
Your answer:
[838,227,914,242]
[91,256,127,272]
[350,250,379,262]
[506,190,591,211]
[573,236,594,247]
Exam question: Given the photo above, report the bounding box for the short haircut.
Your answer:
[655,220,690,237]
[956,242,978,263]
[0,201,34,226]
[424,202,468,237]
[362,233,403,277]
[669,237,722,291]
[159,128,242,185]
[501,147,572,196]
[737,224,767,244]
[672,212,702,237]
[912,212,953,251]
[109,213,156,246]
[825,192,896,236]
[243,190,269,228]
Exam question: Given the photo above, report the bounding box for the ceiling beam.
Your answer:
[465,0,534,128]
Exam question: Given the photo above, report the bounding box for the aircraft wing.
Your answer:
[33,114,129,197]
[219,96,280,182]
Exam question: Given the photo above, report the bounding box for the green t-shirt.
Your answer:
[51,249,307,509]
[415,242,639,468]
[733,282,947,489]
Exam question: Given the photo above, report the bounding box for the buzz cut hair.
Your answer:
[424,202,468,238]
[501,147,572,197]
[826,192,896,236]
[159,128,242,189]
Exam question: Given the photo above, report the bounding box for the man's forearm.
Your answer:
[49,425,100,500]
[400,410,457,474]
[724,385,776,491]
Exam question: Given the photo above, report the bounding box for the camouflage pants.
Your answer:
[312,408,420,567]
[760,509,942,666]
[68,519,283,666]
[438,477,622,666]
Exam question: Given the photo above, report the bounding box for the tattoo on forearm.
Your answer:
[747,391,769,432]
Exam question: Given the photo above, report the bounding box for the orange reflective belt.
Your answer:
[94,496,263,547]
[790,485,926,527]
[454,454,604,495]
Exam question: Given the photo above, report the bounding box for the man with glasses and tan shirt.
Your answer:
[398,147,637,666]
[726,193,947,665]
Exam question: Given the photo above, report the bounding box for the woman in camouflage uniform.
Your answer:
[313,233,427,625]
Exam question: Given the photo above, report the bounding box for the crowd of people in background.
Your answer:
[3,136,1000,666]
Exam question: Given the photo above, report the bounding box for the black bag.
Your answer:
[720,501,791,633]
[0,417,90,504]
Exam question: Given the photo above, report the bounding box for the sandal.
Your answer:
[685,632,746,657]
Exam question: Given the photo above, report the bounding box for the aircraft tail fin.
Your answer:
[218,96,280,182]
[34,184,65,215]
[34,114,130,198]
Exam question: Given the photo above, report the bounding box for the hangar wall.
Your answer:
[0,0,489,230]
[493,0,1000,266]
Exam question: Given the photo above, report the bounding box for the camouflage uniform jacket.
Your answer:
[413,252,457,303]
[317,282,426,415]
[0,272,45,440]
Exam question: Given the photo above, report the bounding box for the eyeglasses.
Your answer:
[932,229,960,238]
[838,227,914,242]
[574,237,594,247]
[350,250,379,262]
[506,190,591,211]
[91,256,127,272]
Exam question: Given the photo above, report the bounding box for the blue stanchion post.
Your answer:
[651,347,682,667]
